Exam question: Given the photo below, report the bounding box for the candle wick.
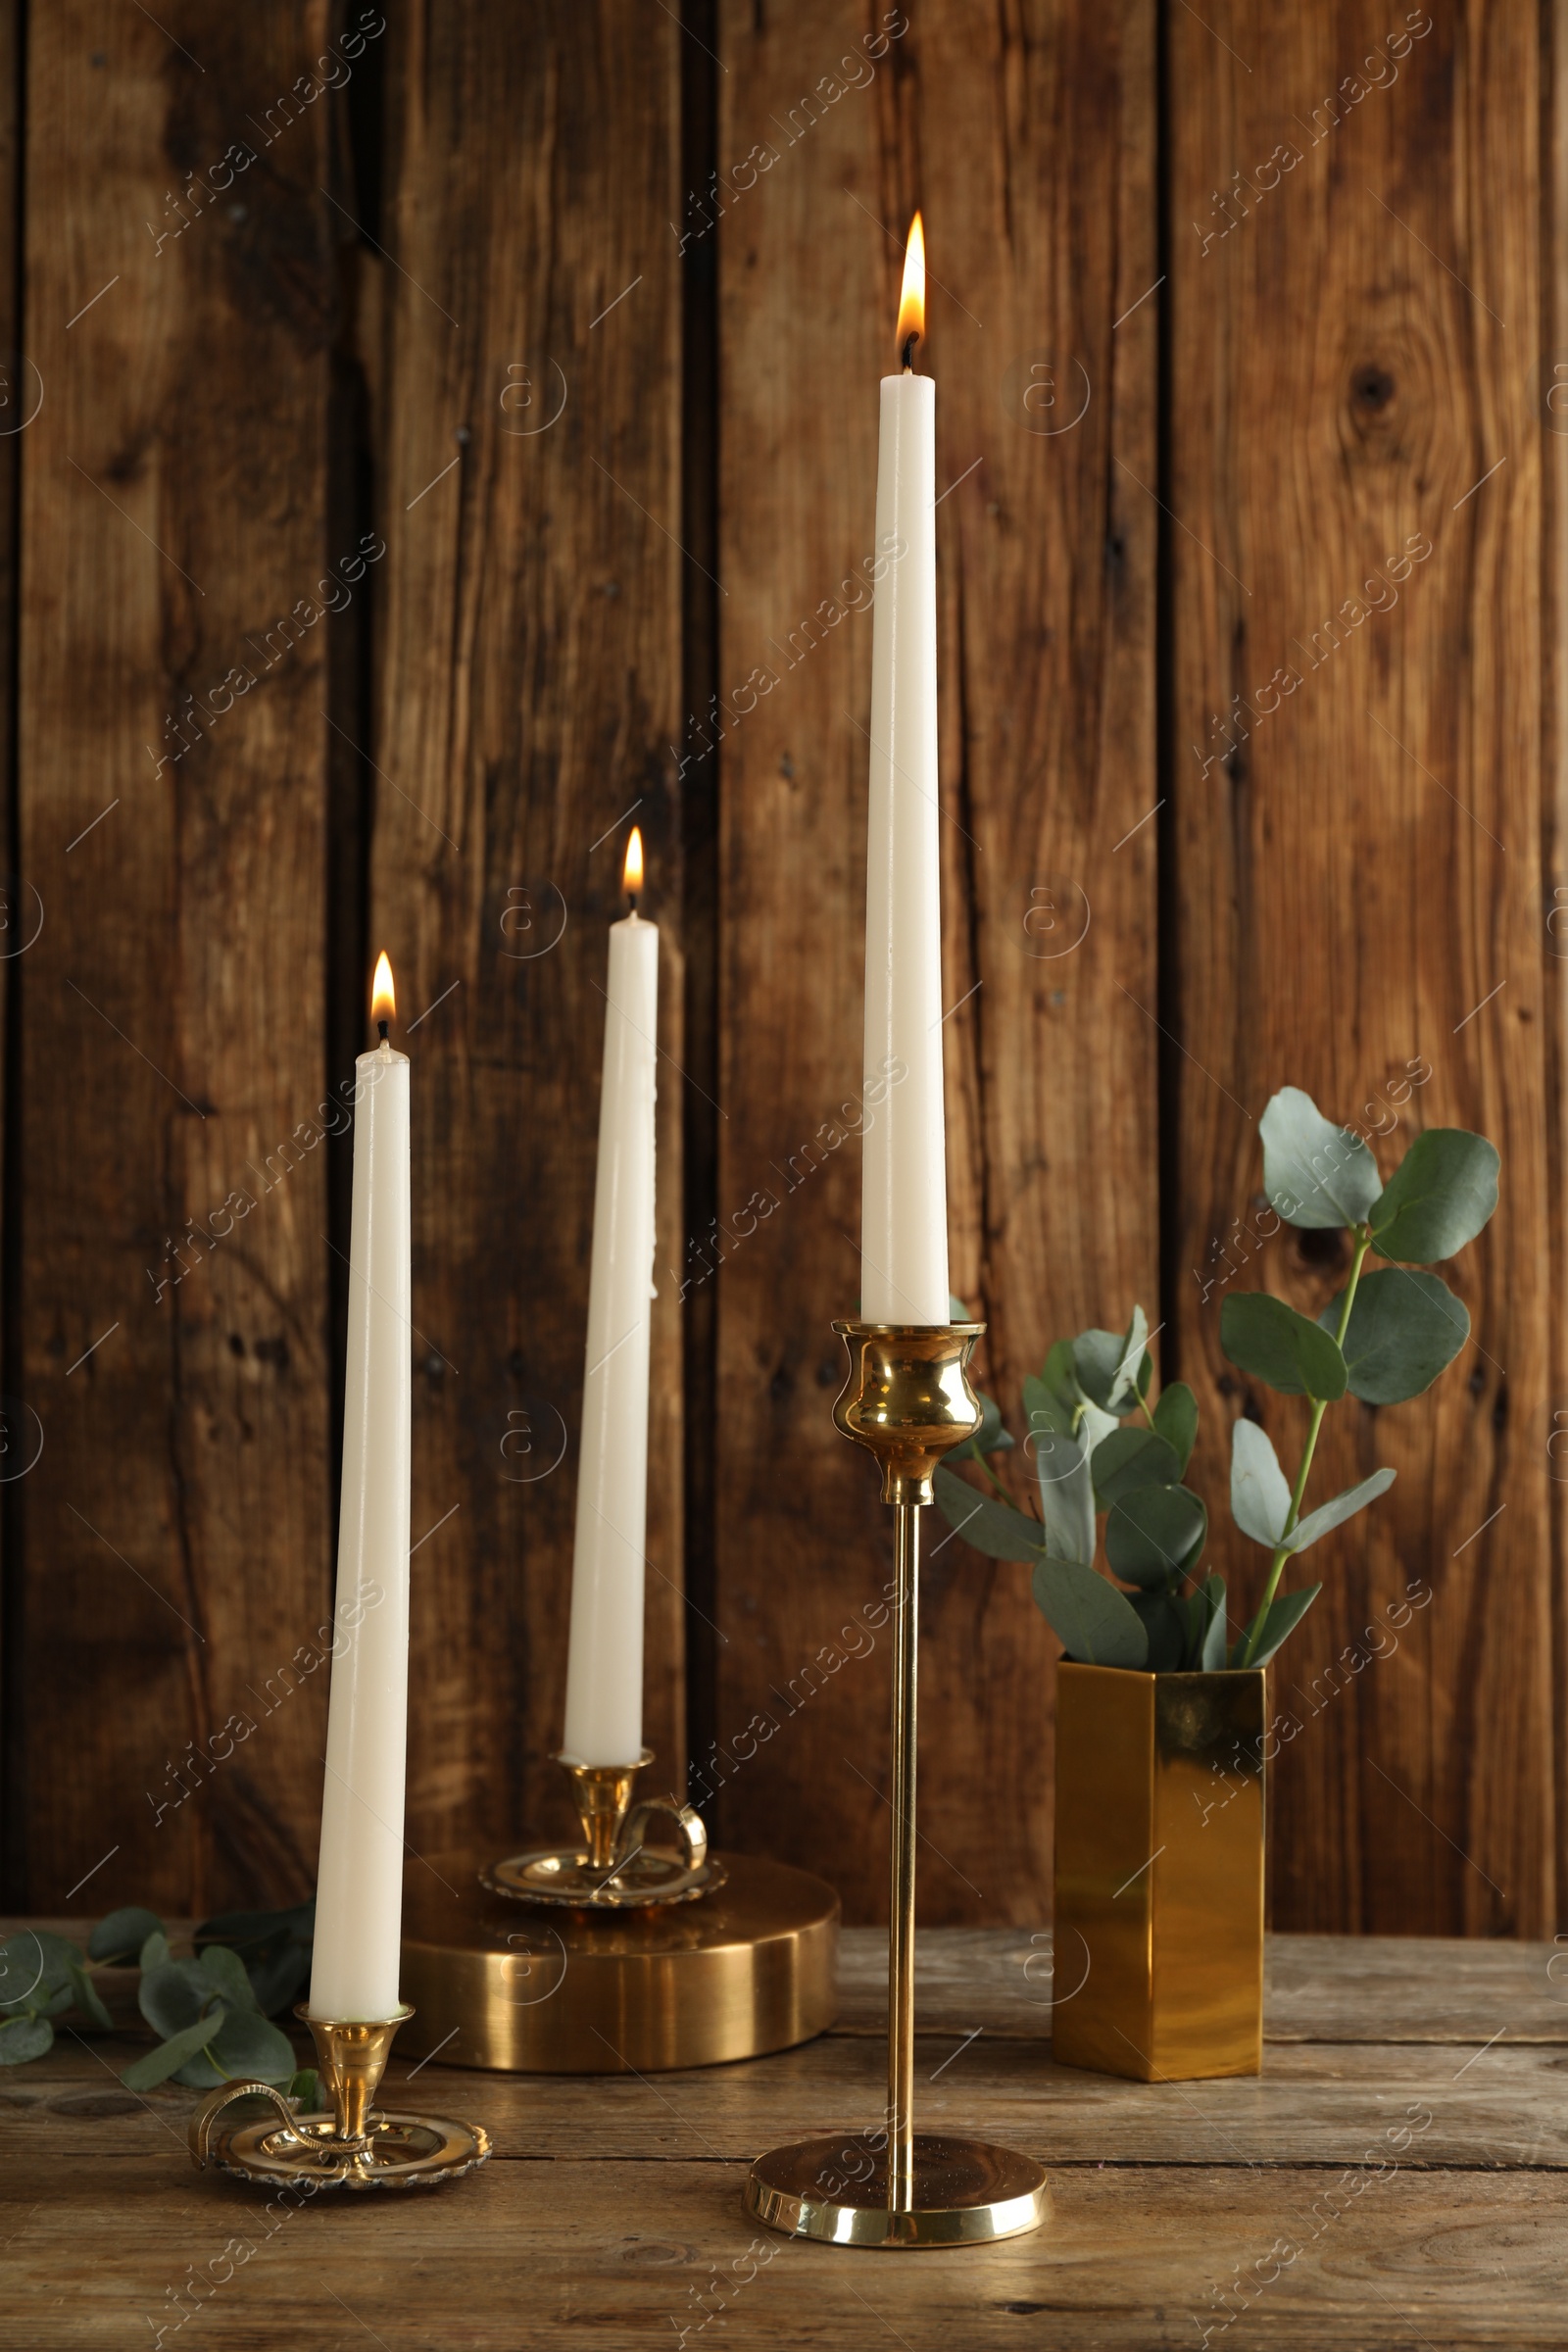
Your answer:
[377,1019,389,1043]
[626,892,639,916]
[901,330,919,372]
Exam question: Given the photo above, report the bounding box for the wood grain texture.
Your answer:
[1167,3,1556,1934]
[2,1930,1565,2351]
[710,0,1158,1924]
[9,3,342,1913]
[369,2,686,1868]
[7,2027,1562,2175]
[0,0,20,1910]
[10,2160,1563,2352]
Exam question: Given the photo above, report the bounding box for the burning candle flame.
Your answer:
[623,826,644,898]
[370,951,396,1028]
[896,213,925,359]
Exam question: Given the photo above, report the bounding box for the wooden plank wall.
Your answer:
[10,2,340,1915]
[0,0,1558,1940]
[368,1,685,1872]
[708,0,1157,1922]
[1168,0,1554,1936]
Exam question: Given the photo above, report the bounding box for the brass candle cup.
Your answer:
[484,1747,724,1908]
[744,1320,1049,2248]
[187,2002,490,2190]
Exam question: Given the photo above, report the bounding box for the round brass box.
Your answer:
[399,1851,839,2073]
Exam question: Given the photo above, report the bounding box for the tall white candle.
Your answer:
[563,829,659,1766]
[309,954,412,2022]
[861,214,950,1325]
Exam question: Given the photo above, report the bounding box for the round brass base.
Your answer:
[399,1850,839,2073]
[202,2106,491,2192]
[744,2132,1049,2248]
[482,1845,727,1907]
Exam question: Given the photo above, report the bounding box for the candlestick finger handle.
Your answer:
[830,1319,986,1504]
[190,2079,305,2168]
[621,1793,708,1877]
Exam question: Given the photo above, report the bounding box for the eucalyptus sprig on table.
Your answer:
[0,1899,317,2099]
[936,1086,1498,1673]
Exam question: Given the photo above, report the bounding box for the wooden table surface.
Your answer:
[3,1924,1566,2349]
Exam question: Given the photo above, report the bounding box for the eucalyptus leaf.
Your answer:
[1173,1587,1208,1668]
[88,1907,163,1966]
[1231,1582,1322,1669]
[1021,1372,1074,1447]
[139,1930,171,1973]
[1221,1293,1348,1401]
[1230,1418,1293,1548]
[1077,1396,1122,1452]
[177,2006,297,2090]
[1130,1589,1186,1671]
[66,1959,113,2033]
[197,1942,262,2014]
[120,2007,226,2093]
[1040,1339,1079,1407]
[1370,1129,1499,1264]
[0,1933,49,2010]
[287,2068,320,2108]
[1200,1575,1230,1670]
[0,2013,54,2065]
[1325,1268,1470,1404]
[1073,1305,1148,1413]
[1031,1557,1149,1668]
[1092,1426,1180,1506]
[1260,1086,1382,1229]
[1105,1484,1207,1589]
[932,1467,1043,1563]
[1071,1327,1124,1409]
[1285,1468,1396,1555]
[1113,1306,1150,1403]
[196,1902,315,2018]
[1152,1381,1198,1476]
[1033,1427,1096,1568]
[138,1956,213,2040]
[8,1932,79,2000]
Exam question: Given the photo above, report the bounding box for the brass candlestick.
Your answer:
[484,1748,724,1907]
[188,2004,490,2190]
[745,1321,1049,2248]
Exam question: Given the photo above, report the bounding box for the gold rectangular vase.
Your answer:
[1052,1663,1265,2082]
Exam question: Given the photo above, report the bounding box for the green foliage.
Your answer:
[1259,1087,1382,1228]
[1325,1268,1469,1403]
[0,1900,315,2081]
[1031,1557,1147,1668]
[1152,1382,1198,1476]
[196,1901,315,2018]
[931,1083,1498,1677]
[1220,1294,1347,1401]
[1368,1129,1499,1264]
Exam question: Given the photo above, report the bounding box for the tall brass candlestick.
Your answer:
[745,1321,1049,2248]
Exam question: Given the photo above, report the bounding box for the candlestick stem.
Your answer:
[888,1496,918,2210]
[744,1321,1048,2247]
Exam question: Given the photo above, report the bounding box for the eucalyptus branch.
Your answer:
[1239,1229,1371,1667]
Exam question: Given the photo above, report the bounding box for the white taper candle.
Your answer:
[563,833,659,1765]
[860,214,950,1325]
[309,956,412,2022]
